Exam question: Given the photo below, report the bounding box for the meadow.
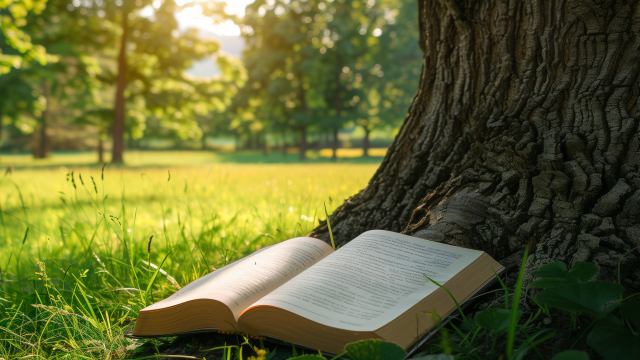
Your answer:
[2,152,635,360]
[0,151,380,359]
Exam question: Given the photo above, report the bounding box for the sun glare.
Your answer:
[176,0,255,36]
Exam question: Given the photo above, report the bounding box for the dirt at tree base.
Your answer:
[132,332,320,360]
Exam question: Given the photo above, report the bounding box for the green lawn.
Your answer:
[0,151,379,359]
[0,149,387,168]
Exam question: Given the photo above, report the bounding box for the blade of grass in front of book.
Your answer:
[323,201,336,250]
[507,246,529,360]
[423,275,473,331]
[144,248,173,304]
[329,351,348,360]
[492,267,509,309]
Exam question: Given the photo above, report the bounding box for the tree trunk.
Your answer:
[33,79,50,159]
[234,132,240,152]
[282,133,287,156]
[262,132,268,155]
[97,131,104,163]
[311,0,640,285]
[362,126,370,157]
[201,133,207,150]
[332,128,339,161]
[0,111,4,151]
[128,130,134,149]
[111,10,129,163]
[299,126,307,161]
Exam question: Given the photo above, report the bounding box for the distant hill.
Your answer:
[187,32,245,77]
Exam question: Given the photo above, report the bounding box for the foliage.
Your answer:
[344,339,406,360]
[0,0,53,74]
[408,253,638,360]
[234,0,420,155]
[551,351,590,360]
[530,261,639,360]
[81,0,246,142]
[1,0,418,159]
[1,0,247,158]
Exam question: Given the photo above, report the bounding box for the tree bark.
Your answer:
[111,9,129,163]
[311,0,640,285]
[299,126,307,161]
[0,111,4,151]
[98,131,104,163]
[282,133,288,156]
[332,128,339,161]
[362,126,370,157]
[262,131,268,155]
[33,79,50,159]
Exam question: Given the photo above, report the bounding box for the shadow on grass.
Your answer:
[0,149,384,170]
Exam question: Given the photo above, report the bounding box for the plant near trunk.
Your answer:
[530,260,640,360]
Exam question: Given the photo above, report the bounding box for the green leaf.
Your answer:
[344,339,406,360]
[529,278,570,289]
[536,281,623,317]
[620,301,640,331]
[550,350,590,360]
[532,262,566,278]
[287,356,326,360]
[530,262,597,289]
[475,308,524,332]
[565,262,598,283]
[587,315,640,360]
[133,342,152,353]
[410,355,454,360]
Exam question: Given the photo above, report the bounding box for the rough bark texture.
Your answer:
[299,126,307,160]
[362,126,371,157]
[33,79,50,159]
[332,128,339,161]
[111,11,129,163]
[0,112,4,149]
[97,132,104,163]
[311,0,640,286]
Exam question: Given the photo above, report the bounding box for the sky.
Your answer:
[169,0,254,76]
[174,0,255,36]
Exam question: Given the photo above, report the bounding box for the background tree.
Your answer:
[0,66,42,152]
[240,0,323,160]
[312,0,640,285]
[0,0,52,74]
[90,0,239,162]
[310,0,365,160]
[25,0,106,158]
[0,0,106,158]
[352,0,421,156]
[238,0,421,160]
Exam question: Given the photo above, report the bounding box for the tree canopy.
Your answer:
[0,0,420,161]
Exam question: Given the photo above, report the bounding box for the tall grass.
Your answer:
[0,161,377,359]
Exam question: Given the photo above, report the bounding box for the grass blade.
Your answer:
[144,248,173,303]
[323,201,336,250]
[423,274,472,330]
[507,246,529,359]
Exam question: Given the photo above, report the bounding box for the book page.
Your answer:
[142,237,334,320]
[246,230,483,331]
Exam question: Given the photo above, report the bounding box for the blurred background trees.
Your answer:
[0,0,420,162]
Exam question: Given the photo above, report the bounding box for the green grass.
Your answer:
[0,151,379,359]
[0,149,387,169]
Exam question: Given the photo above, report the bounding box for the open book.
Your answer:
[132,230,503,354]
